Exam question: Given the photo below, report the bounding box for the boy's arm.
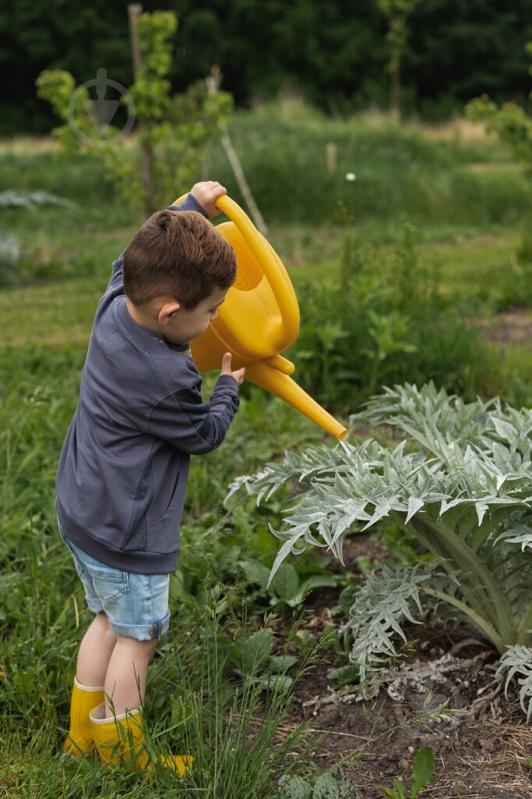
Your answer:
[148,373,240,455]
[167,193,209,217]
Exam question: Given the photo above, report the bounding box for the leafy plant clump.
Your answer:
[228,382,532,717]
[276,766,360,799]
[289,224,498,412]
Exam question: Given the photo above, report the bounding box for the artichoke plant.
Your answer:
[227,383,532,717]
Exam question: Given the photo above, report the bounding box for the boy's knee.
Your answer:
[116,634,158,658]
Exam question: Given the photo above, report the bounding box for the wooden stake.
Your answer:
[206,65,268,235]
[325,142,337,173]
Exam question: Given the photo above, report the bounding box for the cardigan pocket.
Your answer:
[123,459,153,551]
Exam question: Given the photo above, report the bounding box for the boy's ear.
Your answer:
[158,300,181,326]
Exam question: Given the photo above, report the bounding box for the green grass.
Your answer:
[1,106,531,795]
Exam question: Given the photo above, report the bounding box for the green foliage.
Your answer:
[497,645,532,721]
[228,627,299,692]
[377,0,423,119]
[380,746,434,799]
[466,38,531,176]
[230,383,532,714]
[467,96,532,173]
[241,557,341,608]
[277,766,360,799]
[36,10,232,215]
[288,224,498,410]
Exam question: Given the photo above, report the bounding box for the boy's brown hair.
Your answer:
[123,210,236,308]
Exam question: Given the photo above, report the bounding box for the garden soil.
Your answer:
[270,535,532,799]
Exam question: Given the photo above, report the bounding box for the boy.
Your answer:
[56,181,244,771]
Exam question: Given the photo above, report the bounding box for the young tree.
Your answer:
[466,42,532,176]
[377,0,422,121]
[36,10,232,217]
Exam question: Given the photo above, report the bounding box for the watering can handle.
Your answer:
[172,194,299,342]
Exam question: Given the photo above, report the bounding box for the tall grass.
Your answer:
[1,102,530,236]
[0,339,324,797]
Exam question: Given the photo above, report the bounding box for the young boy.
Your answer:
[56,181,244,771]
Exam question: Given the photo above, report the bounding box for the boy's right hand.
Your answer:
[190,181,226,217]
[221,352,245,385]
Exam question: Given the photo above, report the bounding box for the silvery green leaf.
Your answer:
[406,497,424,523]
[475,501,489,525]
[492,417,518,442]
[497,645,532,721]
[439,497,464,515]
[0,189,76,209]
[343,565,433,682]
[495,525,532,551]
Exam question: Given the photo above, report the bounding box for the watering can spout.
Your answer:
[246,358,347,441]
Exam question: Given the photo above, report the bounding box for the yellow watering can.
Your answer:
[173,194,347,440]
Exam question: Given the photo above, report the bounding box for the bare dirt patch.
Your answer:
[481,309,532,346]
[279,614,531,797]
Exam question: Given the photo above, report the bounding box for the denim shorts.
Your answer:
[58,523,170,642]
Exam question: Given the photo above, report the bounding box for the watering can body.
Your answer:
[173,194,347,440]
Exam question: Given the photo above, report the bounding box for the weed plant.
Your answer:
[288,224,500,412]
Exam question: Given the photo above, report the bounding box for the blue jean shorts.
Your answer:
[59,523,170,642]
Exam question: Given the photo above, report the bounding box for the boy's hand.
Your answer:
[190,181,226,217]
[221,352,245,385]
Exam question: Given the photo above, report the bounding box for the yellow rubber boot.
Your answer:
[89,703,193,776]
[64,677,105,755]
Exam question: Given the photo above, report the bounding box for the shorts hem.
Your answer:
[87,599,105,614]
[107,610,170,641]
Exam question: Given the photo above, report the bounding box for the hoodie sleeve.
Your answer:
[167,194,209,217]
[148,374,240,455]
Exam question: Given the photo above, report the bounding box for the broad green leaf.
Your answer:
[263,673,293,692]
[327,664,359,686]
[241,559,271,591]
[270,654,298,673]
[270,563,301,600]
[241,628,274,675]
[410,746,434,798]
[287,574,339,607]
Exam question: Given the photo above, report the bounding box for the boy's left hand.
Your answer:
[190,181,226,217]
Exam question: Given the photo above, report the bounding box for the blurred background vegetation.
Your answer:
[2,0,531,135]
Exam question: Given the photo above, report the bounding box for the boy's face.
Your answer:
[161,285,228,345]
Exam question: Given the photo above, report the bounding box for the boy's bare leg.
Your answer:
[103,635,158,717]
[76,612,118,687]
